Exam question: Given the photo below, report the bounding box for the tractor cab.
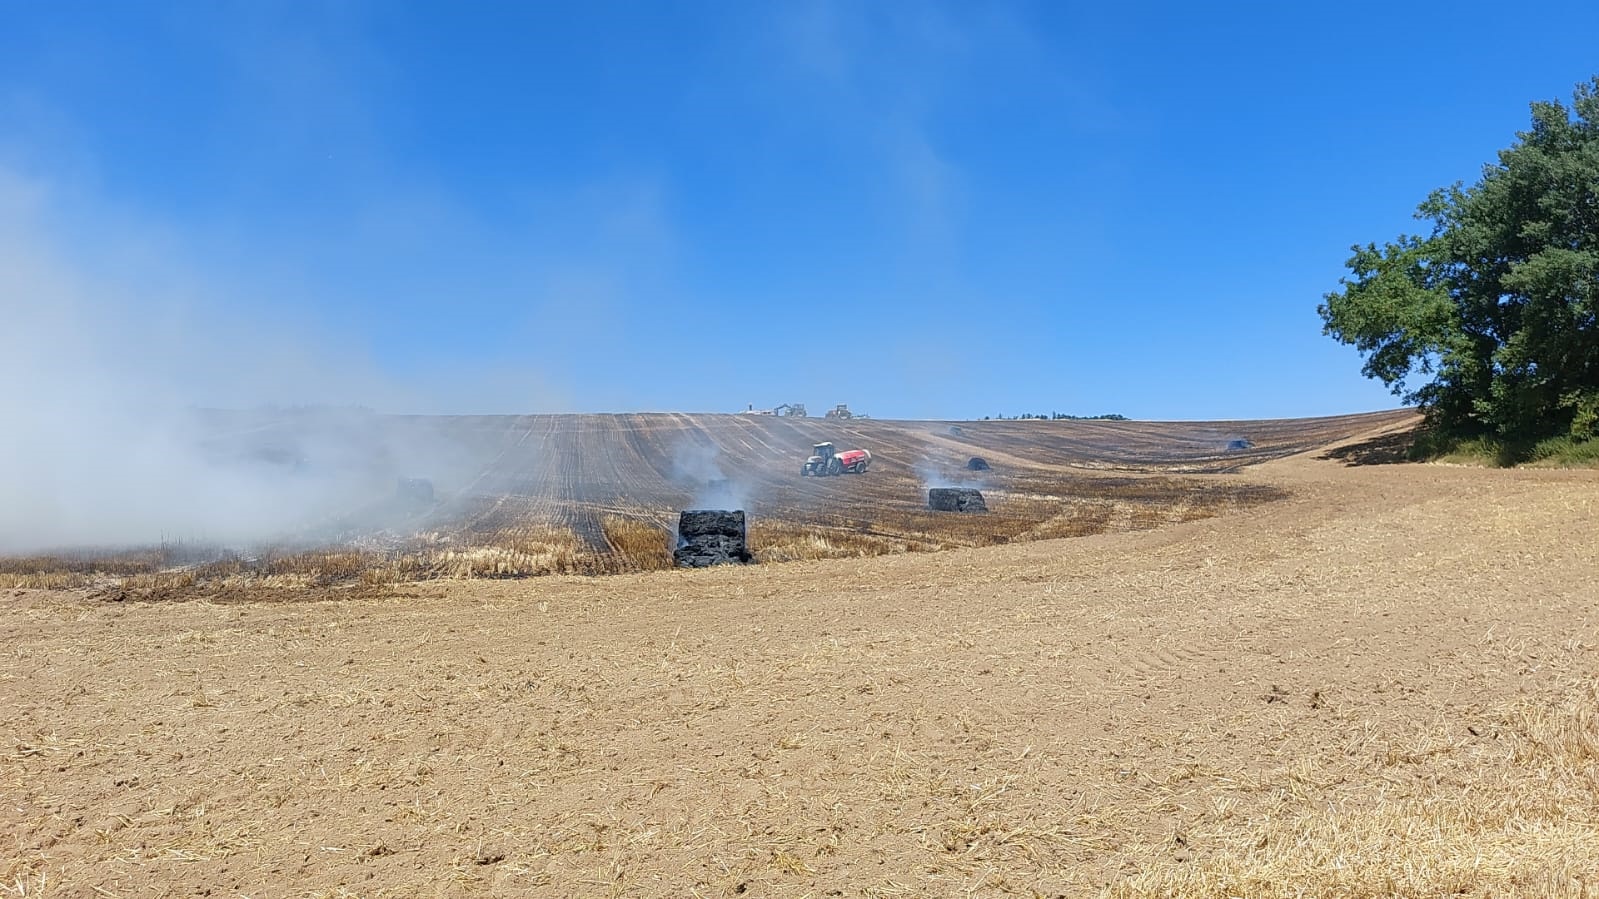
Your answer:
[801,442,837,476]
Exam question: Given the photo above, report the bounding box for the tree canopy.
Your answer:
[1320,77,1599,446]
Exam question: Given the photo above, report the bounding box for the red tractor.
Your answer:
[801,442,871,476]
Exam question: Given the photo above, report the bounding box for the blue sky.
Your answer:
[3,1,1597,420]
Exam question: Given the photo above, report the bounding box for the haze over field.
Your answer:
[4,6,1598,897]
[0,403,1407,555]
[4,3,1597,548]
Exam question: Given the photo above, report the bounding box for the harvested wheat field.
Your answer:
[0,409,1417,588]
[4,417,1599,897]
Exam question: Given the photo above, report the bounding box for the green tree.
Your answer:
[1320,77,1599,446]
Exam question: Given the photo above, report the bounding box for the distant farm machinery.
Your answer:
[737,403,864,419]
[740,403,808,417]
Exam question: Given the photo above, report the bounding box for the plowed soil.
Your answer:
[4,415,1598,898]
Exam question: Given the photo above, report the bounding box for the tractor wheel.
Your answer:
[827,458,843,476]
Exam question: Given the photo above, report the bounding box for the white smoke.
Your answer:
[913,458,985,492]
[669,438,753,512]
[0,168,492,553]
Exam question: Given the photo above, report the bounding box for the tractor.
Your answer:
[801,442,871,476]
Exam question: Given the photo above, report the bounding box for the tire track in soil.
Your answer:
[464,415,563,541]
[615,415,692,532]
[1123,643,1228,684]
[585,415,652,550]
[435,415,542,541]
[558,414,608,551]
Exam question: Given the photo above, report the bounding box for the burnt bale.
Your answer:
[674,535,750,568]
[928,487,987,513]
[966,456,991,471]
[678,509,746,540]
[396,478,434,504]
[674,510,752,567]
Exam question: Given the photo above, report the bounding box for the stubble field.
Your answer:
[3,411,1597,897]
[3,409,1413,591]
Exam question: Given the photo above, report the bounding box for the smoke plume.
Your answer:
[913,458,984,492]
[669,438,754,512]
[0,169,491,553]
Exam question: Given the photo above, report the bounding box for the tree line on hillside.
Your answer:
[1320,77,1598,463]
